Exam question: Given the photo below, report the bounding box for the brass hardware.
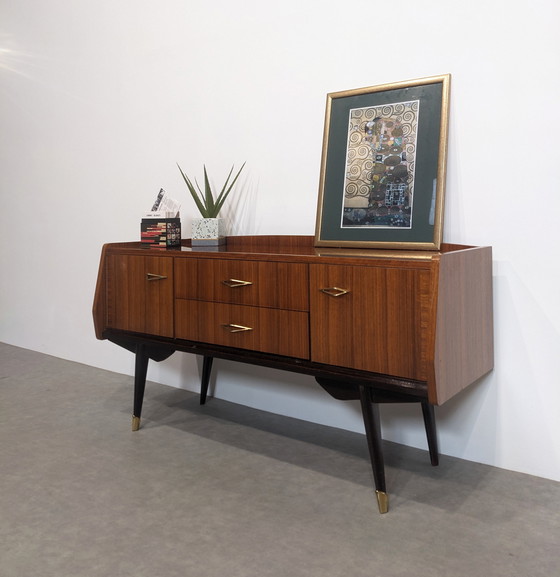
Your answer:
[222,278,253,288]
[146,273,167,281]
[376,490,389,514]
[320,287,350,297]
[132,415,141,431]
[221,323,253,333]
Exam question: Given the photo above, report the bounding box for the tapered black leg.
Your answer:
[358,385,388,513]
[421,401,439,466]
[132,344,150,431]
[200,356,214,405]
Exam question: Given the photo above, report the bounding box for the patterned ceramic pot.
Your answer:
[191,218,226,246]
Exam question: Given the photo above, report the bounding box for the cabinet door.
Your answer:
[106,254,174,337]
[310,264,433,380]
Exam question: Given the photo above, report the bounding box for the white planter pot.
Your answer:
[191,217,226,246]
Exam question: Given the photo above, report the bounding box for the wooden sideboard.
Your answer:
[93,235,494,513]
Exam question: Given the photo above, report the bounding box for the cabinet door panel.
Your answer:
[175,259,308,311]
[107,255,173,337]
[175,300,309,359]
[310,264,432,380]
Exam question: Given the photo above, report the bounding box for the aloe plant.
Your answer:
[177,162,245,218]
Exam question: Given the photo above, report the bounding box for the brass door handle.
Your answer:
[146,273,168,281]
[320,287,350,297]
[222,278,253,288]
[221,323,253,333]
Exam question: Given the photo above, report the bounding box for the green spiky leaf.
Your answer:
[177,162,245,218]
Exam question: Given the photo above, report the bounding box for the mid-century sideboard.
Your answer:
[93,235,493,513]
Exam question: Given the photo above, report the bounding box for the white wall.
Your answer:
[1,0,559,482]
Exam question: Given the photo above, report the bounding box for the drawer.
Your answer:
[175,299,310,359]
[175,259,308,311]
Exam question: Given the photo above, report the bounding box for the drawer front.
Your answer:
[175,259,308,311]
[175,300,310,359]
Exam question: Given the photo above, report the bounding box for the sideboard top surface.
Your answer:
[102,235,478,267]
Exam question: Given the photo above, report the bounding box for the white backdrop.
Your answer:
[1,0,559,481]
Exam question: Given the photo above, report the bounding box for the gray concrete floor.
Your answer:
[1,342,558,577]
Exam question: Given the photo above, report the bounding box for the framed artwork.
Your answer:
[314,74,450,250]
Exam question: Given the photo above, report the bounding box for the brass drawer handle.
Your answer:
[146,273,168,281]
[222,278,253,288]
[221,323,253,333]
[320,287,350,297]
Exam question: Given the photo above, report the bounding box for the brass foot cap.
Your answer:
[376,490,389,514]
[132,416,141,431]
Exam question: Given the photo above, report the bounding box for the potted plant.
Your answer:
[177,162,245,245]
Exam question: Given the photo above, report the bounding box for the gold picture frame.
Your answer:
[315,74,451,250]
